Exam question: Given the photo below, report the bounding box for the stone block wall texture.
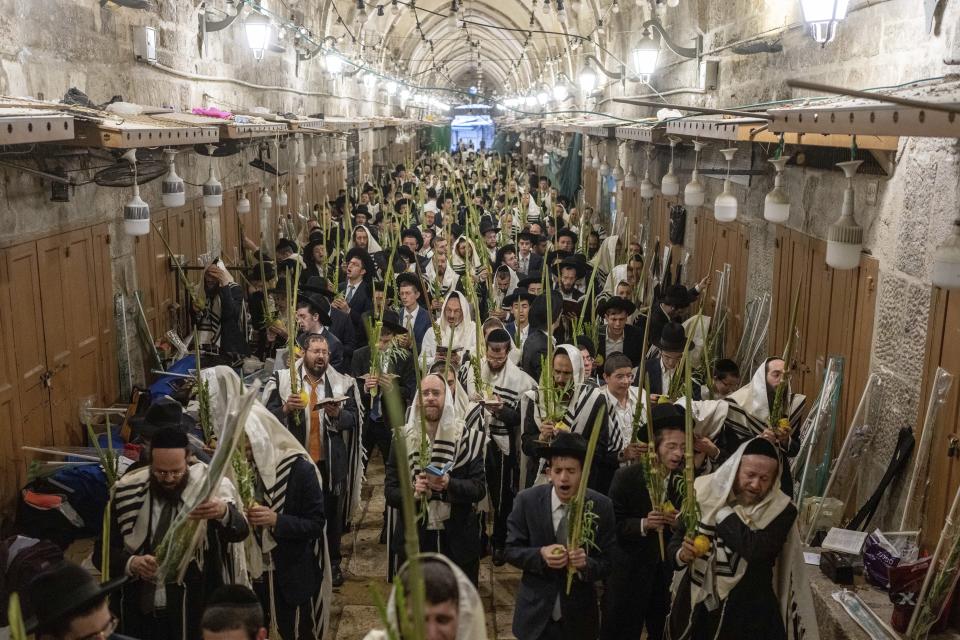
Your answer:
[602,0,960,528]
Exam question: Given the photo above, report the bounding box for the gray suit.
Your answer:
[505,483,615,640]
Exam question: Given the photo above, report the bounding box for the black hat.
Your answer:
[657,321,687,353]
[276,238,298,255]
[129,397,194,439]
[557,228,578,244]
[517,273,543,290]
[344,247,375,276]
[23,561,127,634]
[246,260,276,283]
[301,275,337,299]
[535,431,587,462]
[276,257,299,279]
[353,204,370,216]
[397,245,418,266]
[557,256,587,279]
[546,249,572,267]
[598,296,637,317]
[298,293,332,325]
[662,284,696,308]
[401,227,424,250]
[479,217,500,235]
[365,309,408,336]
[394,197,413,214]
[396,271,427,298]
[503,289,536,307]
[651,403,686,431]
[518,230,542,244]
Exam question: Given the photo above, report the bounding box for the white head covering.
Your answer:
[363,553,488,640]
[450,235,483,276]
[350,224,383,253]
[437,290,478,355]
[728,357,795,424]
[686,438,791,606]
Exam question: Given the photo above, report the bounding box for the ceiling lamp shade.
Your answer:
[764,156,791,223]
[826,159,864,270]
[599,157,611,177]
[122,152,150,236]
[160,148,185,208]
[237,189,251,214]
[933,220,960,289]
[202,146,223,208]
[800,0,849,45]
[684,140,706,208]
[578,61,598,94]
[552,83,569,102]
[295,138,307,177]
[713,147,738,222]
[245,12,271,60]
[613,161,624,182]
[631,32,659,83]
[277,185,288,207]
[307,140,318,168]
[661,137,680,197]
[640,145,657,199]
[259,187,273,214]
[624,166,637,189]
[591,153,601,170]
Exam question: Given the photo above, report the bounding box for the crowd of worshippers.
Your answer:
[8,149,812,640]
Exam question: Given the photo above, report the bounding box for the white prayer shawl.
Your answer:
[726,360,806,440]
[493,266,520,310]
[260,362,367,526]
[460,356,536,455]
[519,345,622,485]
[450,235,484,277]
[204,366,332,640]
[682,313,712,368]
[363,553,487,640]
[591,234,621,291]
[349,224,383,253]
[402,384,486,530]
[420,291,478,366]
[526,198,542,224]
[683,439,792,608]
[425,257,461,296]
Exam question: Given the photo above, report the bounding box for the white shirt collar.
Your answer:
[551,486,567,512]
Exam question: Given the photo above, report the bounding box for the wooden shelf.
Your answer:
[71,117,219,148]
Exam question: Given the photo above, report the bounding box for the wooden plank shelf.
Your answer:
[71,118,219,148]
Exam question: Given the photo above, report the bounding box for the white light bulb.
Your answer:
[684,140,706,208]
[826,160,864,270]
[763,156,791,223]
[713,147,738,222]
[123,181,150,236]
[160,149,185,208]
[237,189,251,214]
[661,137,680,197]
[202,151,223,208]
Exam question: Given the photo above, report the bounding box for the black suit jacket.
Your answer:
[520,329,549,381]
[338,280,373,349]
[640,355,702,400]
[271,456,326,605]
[350,346,416,430]
[506,484,615,640]
[597,324,645,367]
[329,308,356,365]
[517,251,543,276]
[296,328,346,374]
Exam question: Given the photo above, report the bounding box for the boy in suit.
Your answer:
[505,432,616,640]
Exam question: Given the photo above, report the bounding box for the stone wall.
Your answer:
[596,0,960,527]
[0,0,398,389]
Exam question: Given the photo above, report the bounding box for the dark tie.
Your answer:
[553,504,569,620]
[346,285,356,303]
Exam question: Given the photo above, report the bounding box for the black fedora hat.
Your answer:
[246,260,276,283]
[651,402,686,431]
[344,247,376,276]
[364,309,408,336]
[556,228,578,244]
[662,284,697,308]
[129,397,193,439]
[479,217,500,235]
[517,273,544,290]
[24,561,127,634]
[503,289,536,307]
[517,230,542,244]
[401,227,424,250]
[299,292,332,325]
[657,321,687,353]
[396,271,428,300]
[301,275,337,299]
[598,295,637,317]
[534,431,587,462]
[557,257,588,279]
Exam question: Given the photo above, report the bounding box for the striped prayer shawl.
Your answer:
[459,359,535,455]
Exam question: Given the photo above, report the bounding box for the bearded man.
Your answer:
[98,428,249,640]
[667,438,798,640]
[384,373,487,584]
[459,328,537,565]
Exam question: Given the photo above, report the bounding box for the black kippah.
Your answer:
[486,328,512,345]
[743,438,780,461]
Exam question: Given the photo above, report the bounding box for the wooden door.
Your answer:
[220,189,241,266]
[8,242,52,449]
[0,251,26,510]
[919,289,960,551]
[91,224,117,404]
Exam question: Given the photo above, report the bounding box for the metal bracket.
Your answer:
[642,18,702,61]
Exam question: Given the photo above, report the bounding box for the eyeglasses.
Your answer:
[151,469,187,480]
[77,615,118,640]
